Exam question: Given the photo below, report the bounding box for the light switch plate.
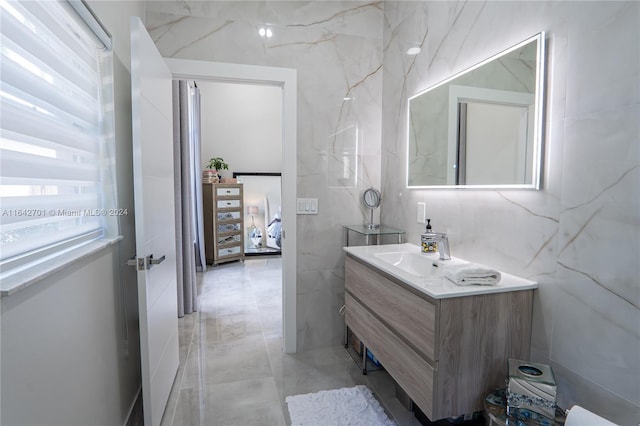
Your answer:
[417,202,426,223]
[296,198,318,215]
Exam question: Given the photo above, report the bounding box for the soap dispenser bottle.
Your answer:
[421,219,438,254]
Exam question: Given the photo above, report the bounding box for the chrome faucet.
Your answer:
[421,219,451,260]
[434,233,451,260]
[423,232,451,260]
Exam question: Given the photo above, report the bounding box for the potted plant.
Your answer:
[206,157,229,172]
[204,157,229,182]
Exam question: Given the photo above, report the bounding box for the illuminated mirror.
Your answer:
[407,32,546,189]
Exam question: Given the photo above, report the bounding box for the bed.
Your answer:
[265,199,281,249]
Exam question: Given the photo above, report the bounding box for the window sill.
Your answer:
[1,236,123,298]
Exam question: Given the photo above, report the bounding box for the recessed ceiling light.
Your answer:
[259,27,273,38]
[406,46,421,55]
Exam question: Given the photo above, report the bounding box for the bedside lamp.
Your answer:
[247,205,259,227]
[247,206,262,248]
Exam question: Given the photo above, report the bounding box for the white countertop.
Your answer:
[343,243,537,299]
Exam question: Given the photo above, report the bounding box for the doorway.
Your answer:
[167,59,297,353]
[195,80,282,256]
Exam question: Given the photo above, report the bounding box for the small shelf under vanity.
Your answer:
[344,326,383,375]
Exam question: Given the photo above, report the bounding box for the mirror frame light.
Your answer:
[406,32,546,190]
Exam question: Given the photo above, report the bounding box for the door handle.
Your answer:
[126,255,166,270]
[147,254,166,267]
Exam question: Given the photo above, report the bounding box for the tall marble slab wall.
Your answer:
[380,2,639,424]
[145,1,384,350]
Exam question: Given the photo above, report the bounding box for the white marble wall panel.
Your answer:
[145,1,384,350]
[296,268,346,350]
[381,1,639,423]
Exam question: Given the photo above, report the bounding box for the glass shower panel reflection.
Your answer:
[328,124,359,188]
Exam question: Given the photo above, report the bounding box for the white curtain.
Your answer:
[172,80,205,317]
[189,84,207,273]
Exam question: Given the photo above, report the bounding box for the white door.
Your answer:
[130,17,179,426]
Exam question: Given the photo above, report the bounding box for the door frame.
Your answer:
[166,58,297,353]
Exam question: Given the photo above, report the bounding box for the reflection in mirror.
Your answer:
[407,33,546,189]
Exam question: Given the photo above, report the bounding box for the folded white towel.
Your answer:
[442,261,501,286]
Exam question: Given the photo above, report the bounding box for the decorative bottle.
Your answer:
[421,219,438,253]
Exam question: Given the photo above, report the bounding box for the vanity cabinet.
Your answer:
[344,255,533,421]
[203,183,245,265]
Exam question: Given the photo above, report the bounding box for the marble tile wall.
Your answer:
[380,1,639,424]
[145,1,384,350]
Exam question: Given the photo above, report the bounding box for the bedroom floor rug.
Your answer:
[285,385,396,426]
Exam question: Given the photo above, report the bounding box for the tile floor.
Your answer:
[160,257,422,426]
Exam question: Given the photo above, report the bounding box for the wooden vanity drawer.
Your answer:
[346,293,435,419]
[345,256,437,361]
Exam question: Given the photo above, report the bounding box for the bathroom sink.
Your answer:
[373,251,442,278]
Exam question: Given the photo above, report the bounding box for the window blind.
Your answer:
[0,0,117,271]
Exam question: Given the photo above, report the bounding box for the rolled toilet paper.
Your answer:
[565,405,617,426]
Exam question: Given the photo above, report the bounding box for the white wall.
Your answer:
[1,248,132,425]
[198,81,282,178]
[1,2,145,424]
[382,1,639,424]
